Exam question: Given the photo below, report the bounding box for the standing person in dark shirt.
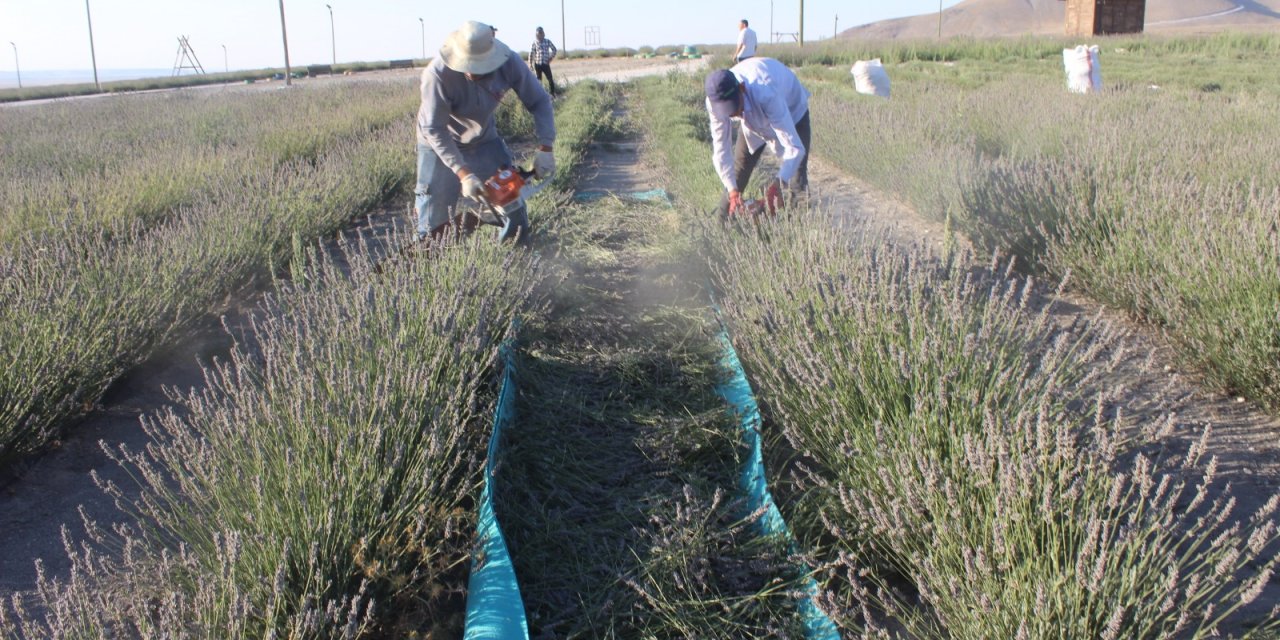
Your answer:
[529,26,558,96]
[415,21,556,243]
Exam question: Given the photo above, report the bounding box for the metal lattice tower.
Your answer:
[172,36,207,76]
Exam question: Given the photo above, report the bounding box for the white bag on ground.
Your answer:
[1063,45,1102,94]
[851,59,891,98]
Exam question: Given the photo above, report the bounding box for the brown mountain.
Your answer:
[840,0,1280,39]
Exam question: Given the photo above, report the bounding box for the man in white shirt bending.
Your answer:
[704,58,810,218]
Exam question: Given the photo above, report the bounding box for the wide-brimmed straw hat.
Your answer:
[440,21,511,74]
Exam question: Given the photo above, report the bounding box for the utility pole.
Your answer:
[418,18,425,59]
[221,44,228,73]
[938,0,944,38]
[85,0,100,90]
[798,0,804,46]
[278,0,292,85]
[770,0,774,43]
[326,4,335,66]
[561,0,566,57]
[9,42,20,89]
[834,14,838,39]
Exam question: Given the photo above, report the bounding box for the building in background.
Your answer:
[1062,0,1146,36]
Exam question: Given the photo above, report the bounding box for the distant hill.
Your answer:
[840,0,1280,40]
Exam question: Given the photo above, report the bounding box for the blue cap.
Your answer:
[705,69,740,118]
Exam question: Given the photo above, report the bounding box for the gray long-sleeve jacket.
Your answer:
[415,52,556,175]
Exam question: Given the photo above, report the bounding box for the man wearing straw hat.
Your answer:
[415,20,556,243]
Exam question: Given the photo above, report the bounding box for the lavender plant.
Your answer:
[0,81,416,242]
[634,73,1280,637]
[3,231,537,638]
[710,223,1279,638]
[803,55,1280,409]
[1,80,618,637]
[0,119,414,469]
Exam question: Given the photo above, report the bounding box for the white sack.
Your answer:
[1063,45,1102,94]
[851,59,891,98]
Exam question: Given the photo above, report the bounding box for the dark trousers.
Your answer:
[717,110,811,216]
[534,63,556,95]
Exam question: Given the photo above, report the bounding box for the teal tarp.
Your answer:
[716,329,841,640]
[463,336,530,640]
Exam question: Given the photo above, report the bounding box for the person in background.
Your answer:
[529,26,558,96]
[704,58,810,218]
[415,20,556,243]
[733,19,757,63]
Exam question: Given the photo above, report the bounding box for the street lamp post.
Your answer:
[84,0,100,90]
[419,17,425,59]
[221,44,228,73]
[326,4,335,66]
[278,0,292,85]
[9,42,20,89]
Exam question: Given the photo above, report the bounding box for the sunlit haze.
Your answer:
[0,0,961,85]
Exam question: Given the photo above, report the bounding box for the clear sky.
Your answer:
[0,1,962,73]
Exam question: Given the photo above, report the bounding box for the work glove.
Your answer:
[461,173,487,201]
[727,190,744,216]
[534,149,556,180]
[765,179,784,215]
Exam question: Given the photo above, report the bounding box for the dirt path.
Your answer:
[493,90,807,638]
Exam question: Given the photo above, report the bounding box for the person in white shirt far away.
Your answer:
[733,19,758,63]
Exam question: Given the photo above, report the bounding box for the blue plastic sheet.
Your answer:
[716,329,842,640]
[463,334,530,640]
[460,197,837,636]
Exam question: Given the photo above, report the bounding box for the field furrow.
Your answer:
[484,89,810,638]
